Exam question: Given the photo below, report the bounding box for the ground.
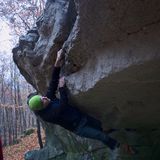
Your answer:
[3,129,45,160]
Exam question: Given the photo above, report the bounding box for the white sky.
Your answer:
[0,20,13,56]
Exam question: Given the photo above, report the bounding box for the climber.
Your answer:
[27,49,135,155]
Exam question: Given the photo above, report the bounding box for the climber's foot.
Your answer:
[120,144,137,155]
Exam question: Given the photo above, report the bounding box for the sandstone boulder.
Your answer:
[12,0,160,159]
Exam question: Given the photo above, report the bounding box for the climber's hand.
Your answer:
[54,49,65,67]
[59,76,65,88]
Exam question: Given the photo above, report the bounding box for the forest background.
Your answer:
[0,0,46,147]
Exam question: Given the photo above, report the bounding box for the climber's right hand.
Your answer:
[58,76,66,88]
[54,49,65,67]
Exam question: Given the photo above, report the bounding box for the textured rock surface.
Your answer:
[12,0,160,159]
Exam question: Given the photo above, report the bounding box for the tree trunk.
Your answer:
[36,119,43,149]
[0,137,3,160]
[2,109,7,146]
[17,80,22,106]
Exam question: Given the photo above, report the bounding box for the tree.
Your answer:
[0,0,46,36]
[0,136,3,160]
[0,54,9,104]
[0,52,35,105]
[0,0,45,148]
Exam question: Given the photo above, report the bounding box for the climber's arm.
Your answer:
[59,77,68,106]
[45,67,61,100]
[45,49,65,100]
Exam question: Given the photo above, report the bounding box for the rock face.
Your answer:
[12,0,160,159]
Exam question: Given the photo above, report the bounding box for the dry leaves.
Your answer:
[3,129,45,160]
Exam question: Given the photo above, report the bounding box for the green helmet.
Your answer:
[28,95,43,111]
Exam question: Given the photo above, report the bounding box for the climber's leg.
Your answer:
[74,117,118,150]
[83,115,103,131]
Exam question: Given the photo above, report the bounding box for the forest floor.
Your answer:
[3,128,45,160]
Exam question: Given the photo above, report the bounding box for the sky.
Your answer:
[0,20,13,56]
[0,19,28,84]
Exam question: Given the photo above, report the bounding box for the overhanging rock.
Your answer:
[13,0,160,128]
[12,0,160,159]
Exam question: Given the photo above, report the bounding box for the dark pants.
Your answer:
[74,116,118,150]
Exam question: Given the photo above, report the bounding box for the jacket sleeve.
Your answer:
[45,67,61,100]
[59,87,68,106]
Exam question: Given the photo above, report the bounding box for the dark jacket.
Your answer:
[34,67,83,131]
